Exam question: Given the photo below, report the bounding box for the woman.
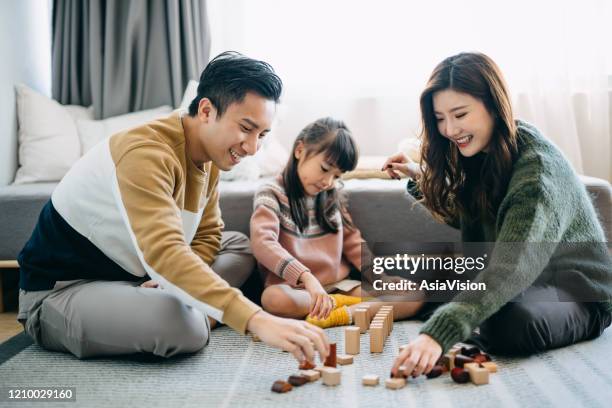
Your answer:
[383,52,612,378]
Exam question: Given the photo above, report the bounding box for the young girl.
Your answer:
[249,117,363,328]
[385,52,612,378]
[251,118,424,328]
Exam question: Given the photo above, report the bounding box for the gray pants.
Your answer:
[18,231,254,359]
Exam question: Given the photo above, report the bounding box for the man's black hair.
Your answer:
[188,51,283,117]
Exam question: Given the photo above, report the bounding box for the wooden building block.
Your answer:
[362,374,380,386]
[300,369,321,382]
[271,380,293,393]
[354,308,369,333]
[321,367,341,386]
[314,365,325,373]
[337,354,354,365]
[369,325,384,353]
[345,326,360,354]
[324,342,337,367]
[463,362,480,372]
[385,378,407,390]
[299,359,316,370]
[380,305,394,332]
[444,353,456,370]
[481,362,498,373]
[454,354,475,368]
[288,374,308,386]
[468,366,489,385]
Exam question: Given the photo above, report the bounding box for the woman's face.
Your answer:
[295,144,342,196]
[432,89,495,157]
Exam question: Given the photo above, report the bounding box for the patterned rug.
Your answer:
[1,321,611,408]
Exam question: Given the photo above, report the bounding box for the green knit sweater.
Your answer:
[415,120,612,353]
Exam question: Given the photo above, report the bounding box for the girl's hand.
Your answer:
[382,152,422,180]
[300,272,334,320]
[391,334,442,378]
[140,280,160,288]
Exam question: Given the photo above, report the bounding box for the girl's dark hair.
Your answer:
[188,51,283,117]
[418,52,519,222]
[283,117,359,234]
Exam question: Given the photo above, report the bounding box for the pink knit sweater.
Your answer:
[250,177,365,288]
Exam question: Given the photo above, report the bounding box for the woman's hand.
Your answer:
[382,152,422,180]
[300,272,334,320]
[391,334,442,378]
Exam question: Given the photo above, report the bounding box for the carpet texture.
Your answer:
[0,321,611,407]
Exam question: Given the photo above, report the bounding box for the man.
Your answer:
[17,52,329,363]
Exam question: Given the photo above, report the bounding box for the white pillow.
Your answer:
[76,106,173,154]
[14,84,93,184]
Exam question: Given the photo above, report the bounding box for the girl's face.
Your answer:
[294,144,343,196]
[432,89,495,157]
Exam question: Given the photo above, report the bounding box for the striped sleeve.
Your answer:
[250,186,310,286]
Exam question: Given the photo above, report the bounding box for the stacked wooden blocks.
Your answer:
[369,306,393,353]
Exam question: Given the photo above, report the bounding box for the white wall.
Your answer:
[0,0,52,186]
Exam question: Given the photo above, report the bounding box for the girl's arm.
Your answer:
[250,193,310,286]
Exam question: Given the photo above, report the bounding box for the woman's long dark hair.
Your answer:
[283,117,359,233]
[418,52,519,222]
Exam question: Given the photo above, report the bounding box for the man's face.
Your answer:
[195,92,276,170]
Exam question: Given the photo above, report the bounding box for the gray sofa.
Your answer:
[0,176,610,262]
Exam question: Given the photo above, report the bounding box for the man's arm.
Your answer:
[112,144,259,333]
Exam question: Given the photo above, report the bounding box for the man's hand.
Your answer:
[300,272,334,319]
[391,333,442,378]
[382,152,422,180]
[247,310,330,364]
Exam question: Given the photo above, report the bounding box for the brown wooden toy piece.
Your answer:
[299,359,316,370]
[392,365,408,379]
[385,378,407,390]
[426,366,444,379]
[473,353,492,364]
[451,367,470,384]
[337,354,354,365]
[460,345,480,357]
[436,355,451,372]
[288,374,309,386]
[345,326,360,355]
[324,343,337,367]
[300,369,321,382]
[271,380,293,393]
[362,374,380,386]
[454,354,475,368]
[321,367,341,386]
